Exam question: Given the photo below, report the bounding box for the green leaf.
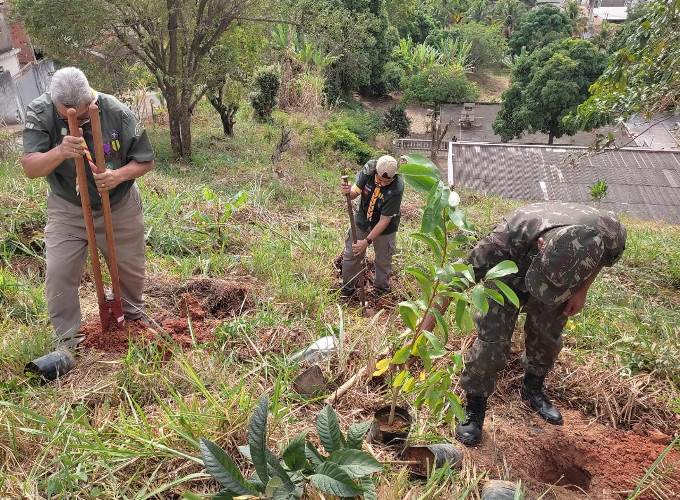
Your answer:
[391,344,412,365]
[412,233,443,261]
[416,339,433,371]
[484,287,504,306]
[392,369,409,388]
[282,433,307,471]
[398,301,419,331]
[402,375,416,392]
[346,421,372,449]
[305,441,324,468]
[449,207,466,229]
[406,266,434,302]
[494,280,520,309]
[448,190,460,208]
[212,491,235,500]
[455,301,475,332]
[265,476,284,498]
[327,449,382,479]
[199,438,256,496]
[471,286,489,315]
[182,493,208,500]
[248,396,270,487]
[431,308,449,343]
[421,183,442,234]
[359,477,378,500]
[317,405,344,454]
[310,462,362,497]
[423,331,446,358]
[400,157,441,192]
[484,260,519,280]
[265,450,295,489]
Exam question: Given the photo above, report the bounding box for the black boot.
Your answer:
[521,374,563,425]
[455,395,487,446]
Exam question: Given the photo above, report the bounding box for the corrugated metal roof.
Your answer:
[450,143,680,224]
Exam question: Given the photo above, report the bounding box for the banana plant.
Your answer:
[198,396,380,499]
[374,154,520,426]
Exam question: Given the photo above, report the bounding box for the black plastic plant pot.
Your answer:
[293,364,327,396]
[367,405,413,446]
[481,480,520,500]
[25,349,76,382]
[401,443,463,478]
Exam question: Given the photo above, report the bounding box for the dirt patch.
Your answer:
[332,253,404,311]
[468,403,680,498]
[81,277,253,353]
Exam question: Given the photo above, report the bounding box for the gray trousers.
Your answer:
[341,227,396,291]
[460,287,567,398]
[45,186,145,342]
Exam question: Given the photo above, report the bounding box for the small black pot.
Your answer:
[481,480,521,500]
[401,443,463,478]
[25,349,76,382]
[367,405,413,446]
[293,364,327,396]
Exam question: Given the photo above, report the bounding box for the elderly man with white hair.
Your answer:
[21,67,155,348]
[340,155,404,297]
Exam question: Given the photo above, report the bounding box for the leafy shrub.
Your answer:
[198,396,380,499]
[383,104,411,137]
[331,109,383,142]
[383,61,407,92]
[250,66,281,122]
[310,123,376,166]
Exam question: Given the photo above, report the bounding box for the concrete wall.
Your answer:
[0,69,22,125]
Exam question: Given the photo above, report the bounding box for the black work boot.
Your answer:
[521,373,563,425]
[455,395,487,446]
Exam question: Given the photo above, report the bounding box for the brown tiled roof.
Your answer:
[450,143,680,224]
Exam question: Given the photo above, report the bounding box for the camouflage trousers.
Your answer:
[460,286,567,398]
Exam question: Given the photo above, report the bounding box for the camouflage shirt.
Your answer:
[467,202,627,293]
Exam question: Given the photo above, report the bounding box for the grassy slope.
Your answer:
[0,102,678,498]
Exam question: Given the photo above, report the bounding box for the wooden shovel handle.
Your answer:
[341,175,358,244]
[88,104,123,303]
[66,109,106,306]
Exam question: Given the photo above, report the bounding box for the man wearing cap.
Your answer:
[340,155,404,296]
[455,202,627,446]
[21,67,155,348]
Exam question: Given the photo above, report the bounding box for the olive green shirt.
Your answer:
[354,160,404,235]
[22,92,155,208]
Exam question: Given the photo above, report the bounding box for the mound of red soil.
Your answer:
[81,278,252,353]
[81,293,219,353]
[469,405,680,498]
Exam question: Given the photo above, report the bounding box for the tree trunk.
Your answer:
[165,90,184,158]
[548,133,554,145]
[207,92,237,136]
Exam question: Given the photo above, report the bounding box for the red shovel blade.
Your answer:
[98,298,126,333]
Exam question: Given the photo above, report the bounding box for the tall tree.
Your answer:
[492,0,528,38]
[404,63,478,159]
[12,0,257,159]
[493,38,606,144]
[507,5,572,55]
[576,0,680,128]
[205,24,266,136]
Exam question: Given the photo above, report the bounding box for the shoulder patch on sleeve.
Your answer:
[134,120,144,137]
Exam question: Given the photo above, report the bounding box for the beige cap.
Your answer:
[376,155,398,179]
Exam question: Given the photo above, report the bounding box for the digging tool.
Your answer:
[67,107,125,333]
[341,175,367,308]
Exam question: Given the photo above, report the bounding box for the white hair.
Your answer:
[50,67,93,107]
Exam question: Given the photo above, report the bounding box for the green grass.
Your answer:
[0,101,678,498]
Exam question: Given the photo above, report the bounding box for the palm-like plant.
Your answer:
[493,0,528,38]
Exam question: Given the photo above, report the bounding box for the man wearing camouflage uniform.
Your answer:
[21,67,155,348]
[455,202,627,446]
